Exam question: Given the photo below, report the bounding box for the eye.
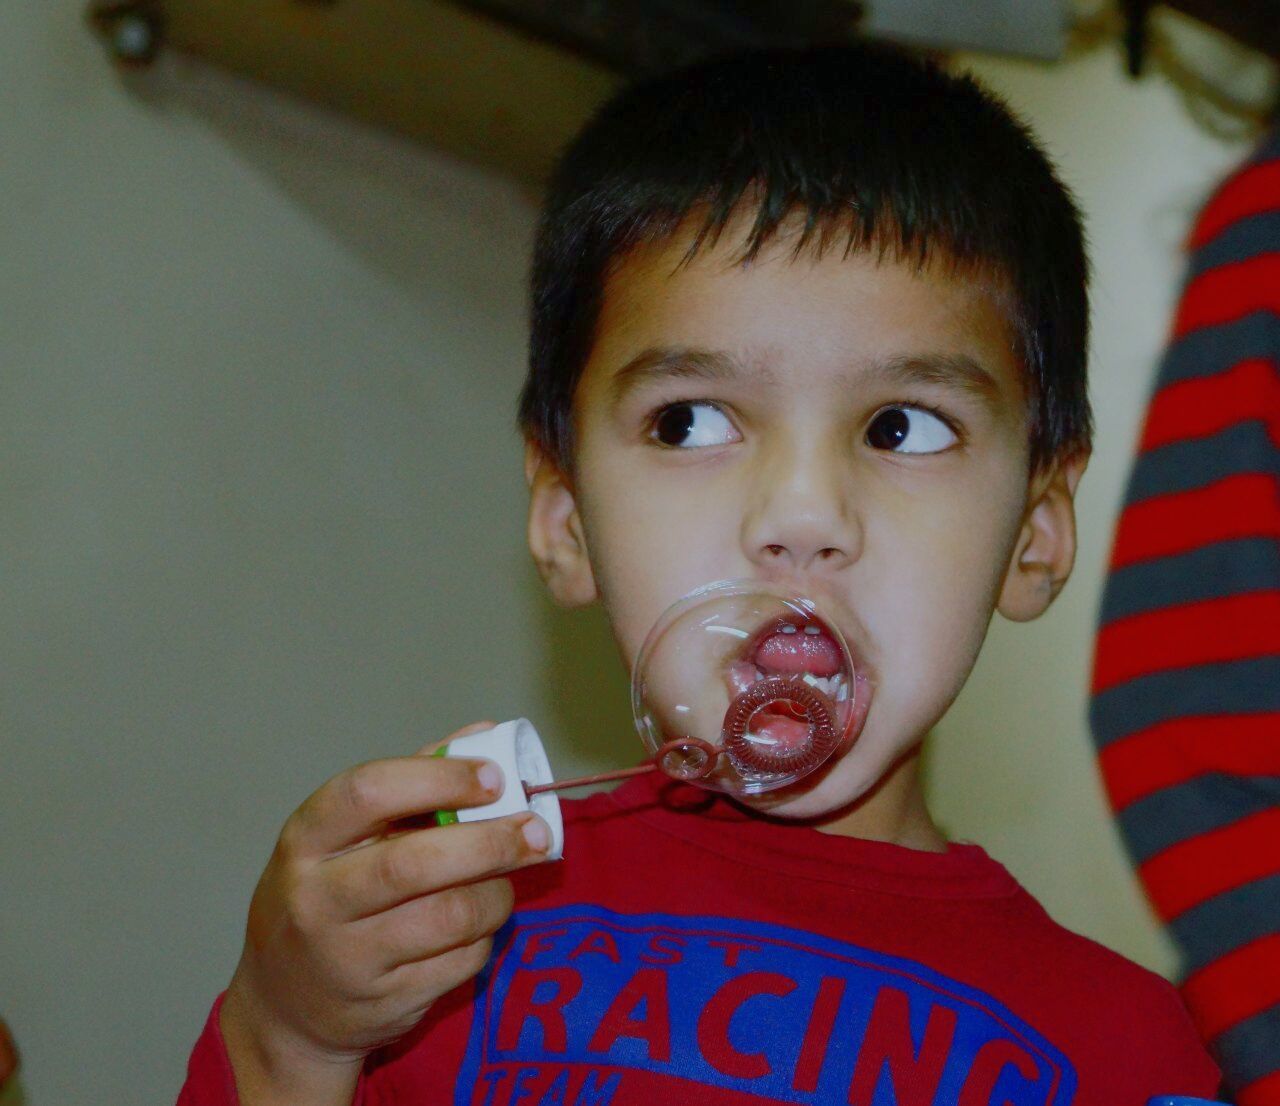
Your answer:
[649,402,740,448]
[865,405,958,454]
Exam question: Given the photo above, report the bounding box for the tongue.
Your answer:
[754,628,842,677]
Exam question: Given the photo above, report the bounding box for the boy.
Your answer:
[180,43,1221,1105]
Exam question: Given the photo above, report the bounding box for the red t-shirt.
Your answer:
[180,772,1220,1104]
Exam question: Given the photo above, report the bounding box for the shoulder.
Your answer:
[954,870,1221,1087]
[1005,884,1178,1004]
[1040,910,1188,1014]
[1003,886,1216,1077]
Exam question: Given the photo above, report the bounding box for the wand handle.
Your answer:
[523,764,654,796]
[522,736,723,798]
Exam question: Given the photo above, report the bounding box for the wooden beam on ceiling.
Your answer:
[91,0,622,189]
[1164,0,1280,59]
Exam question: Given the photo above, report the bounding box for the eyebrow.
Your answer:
[607,346,766,408]
[863,353,1006,411]
[606,345,1006,411]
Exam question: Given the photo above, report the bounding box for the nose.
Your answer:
[740,433,861,576]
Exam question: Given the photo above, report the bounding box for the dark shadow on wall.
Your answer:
[108,49,637,775]
[114,52,539,320]
[524,576,633,774]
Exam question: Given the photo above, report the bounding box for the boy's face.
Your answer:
[528,214,1084,820]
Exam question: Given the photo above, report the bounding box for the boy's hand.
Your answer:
[219,721,552,1106]
[0,1017,18,1089]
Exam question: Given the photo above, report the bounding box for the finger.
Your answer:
[321,813,550,919]
[393,721,503,834]
[289,755,506,856]
[416,719,498,757]
[381,937,496,1009]
[357,877,515,971]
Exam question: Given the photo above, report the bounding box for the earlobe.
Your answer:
[997,450,1089,623]
[525,439,598,608]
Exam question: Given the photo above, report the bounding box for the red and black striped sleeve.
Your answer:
[1091,131,1280,1106]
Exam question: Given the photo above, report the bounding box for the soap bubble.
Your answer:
[631,580,860,796]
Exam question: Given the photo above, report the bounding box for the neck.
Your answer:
[811,745,947,852]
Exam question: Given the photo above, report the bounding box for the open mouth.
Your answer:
[725,615,855,755]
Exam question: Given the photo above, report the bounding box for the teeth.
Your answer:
[780,624,798,634]
[803,625,821,635]
[753,667,845,700]
[790,673,848,701]
[800,673,841,697]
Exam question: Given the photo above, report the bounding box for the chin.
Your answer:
[731,757,882,822]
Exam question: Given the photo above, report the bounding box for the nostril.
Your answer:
[766,544,786,558]
[818,548,840,561]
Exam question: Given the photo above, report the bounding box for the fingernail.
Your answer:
[477,761,504,795]
[521,816,550,854]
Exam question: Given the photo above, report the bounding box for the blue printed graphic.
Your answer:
[458,905,1078,1105]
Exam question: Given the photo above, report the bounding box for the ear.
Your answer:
[997,450,1090,623]
[525,439,598,608]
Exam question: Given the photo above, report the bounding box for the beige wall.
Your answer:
[932,45,1251,975]
[0,6,1252,1102]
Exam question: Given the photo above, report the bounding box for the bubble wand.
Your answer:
[434,581,863,859]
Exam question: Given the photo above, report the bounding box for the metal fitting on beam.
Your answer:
[86,3,165,68]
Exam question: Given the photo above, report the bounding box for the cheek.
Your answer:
[869,473,1025,696]
[880,567,993,714]
[576,461,734,669]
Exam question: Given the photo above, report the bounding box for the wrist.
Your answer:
[219,982,363,1106]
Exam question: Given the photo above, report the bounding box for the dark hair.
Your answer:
[518,42,1092,473]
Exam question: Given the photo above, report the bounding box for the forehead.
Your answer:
[580,217,1025,409]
